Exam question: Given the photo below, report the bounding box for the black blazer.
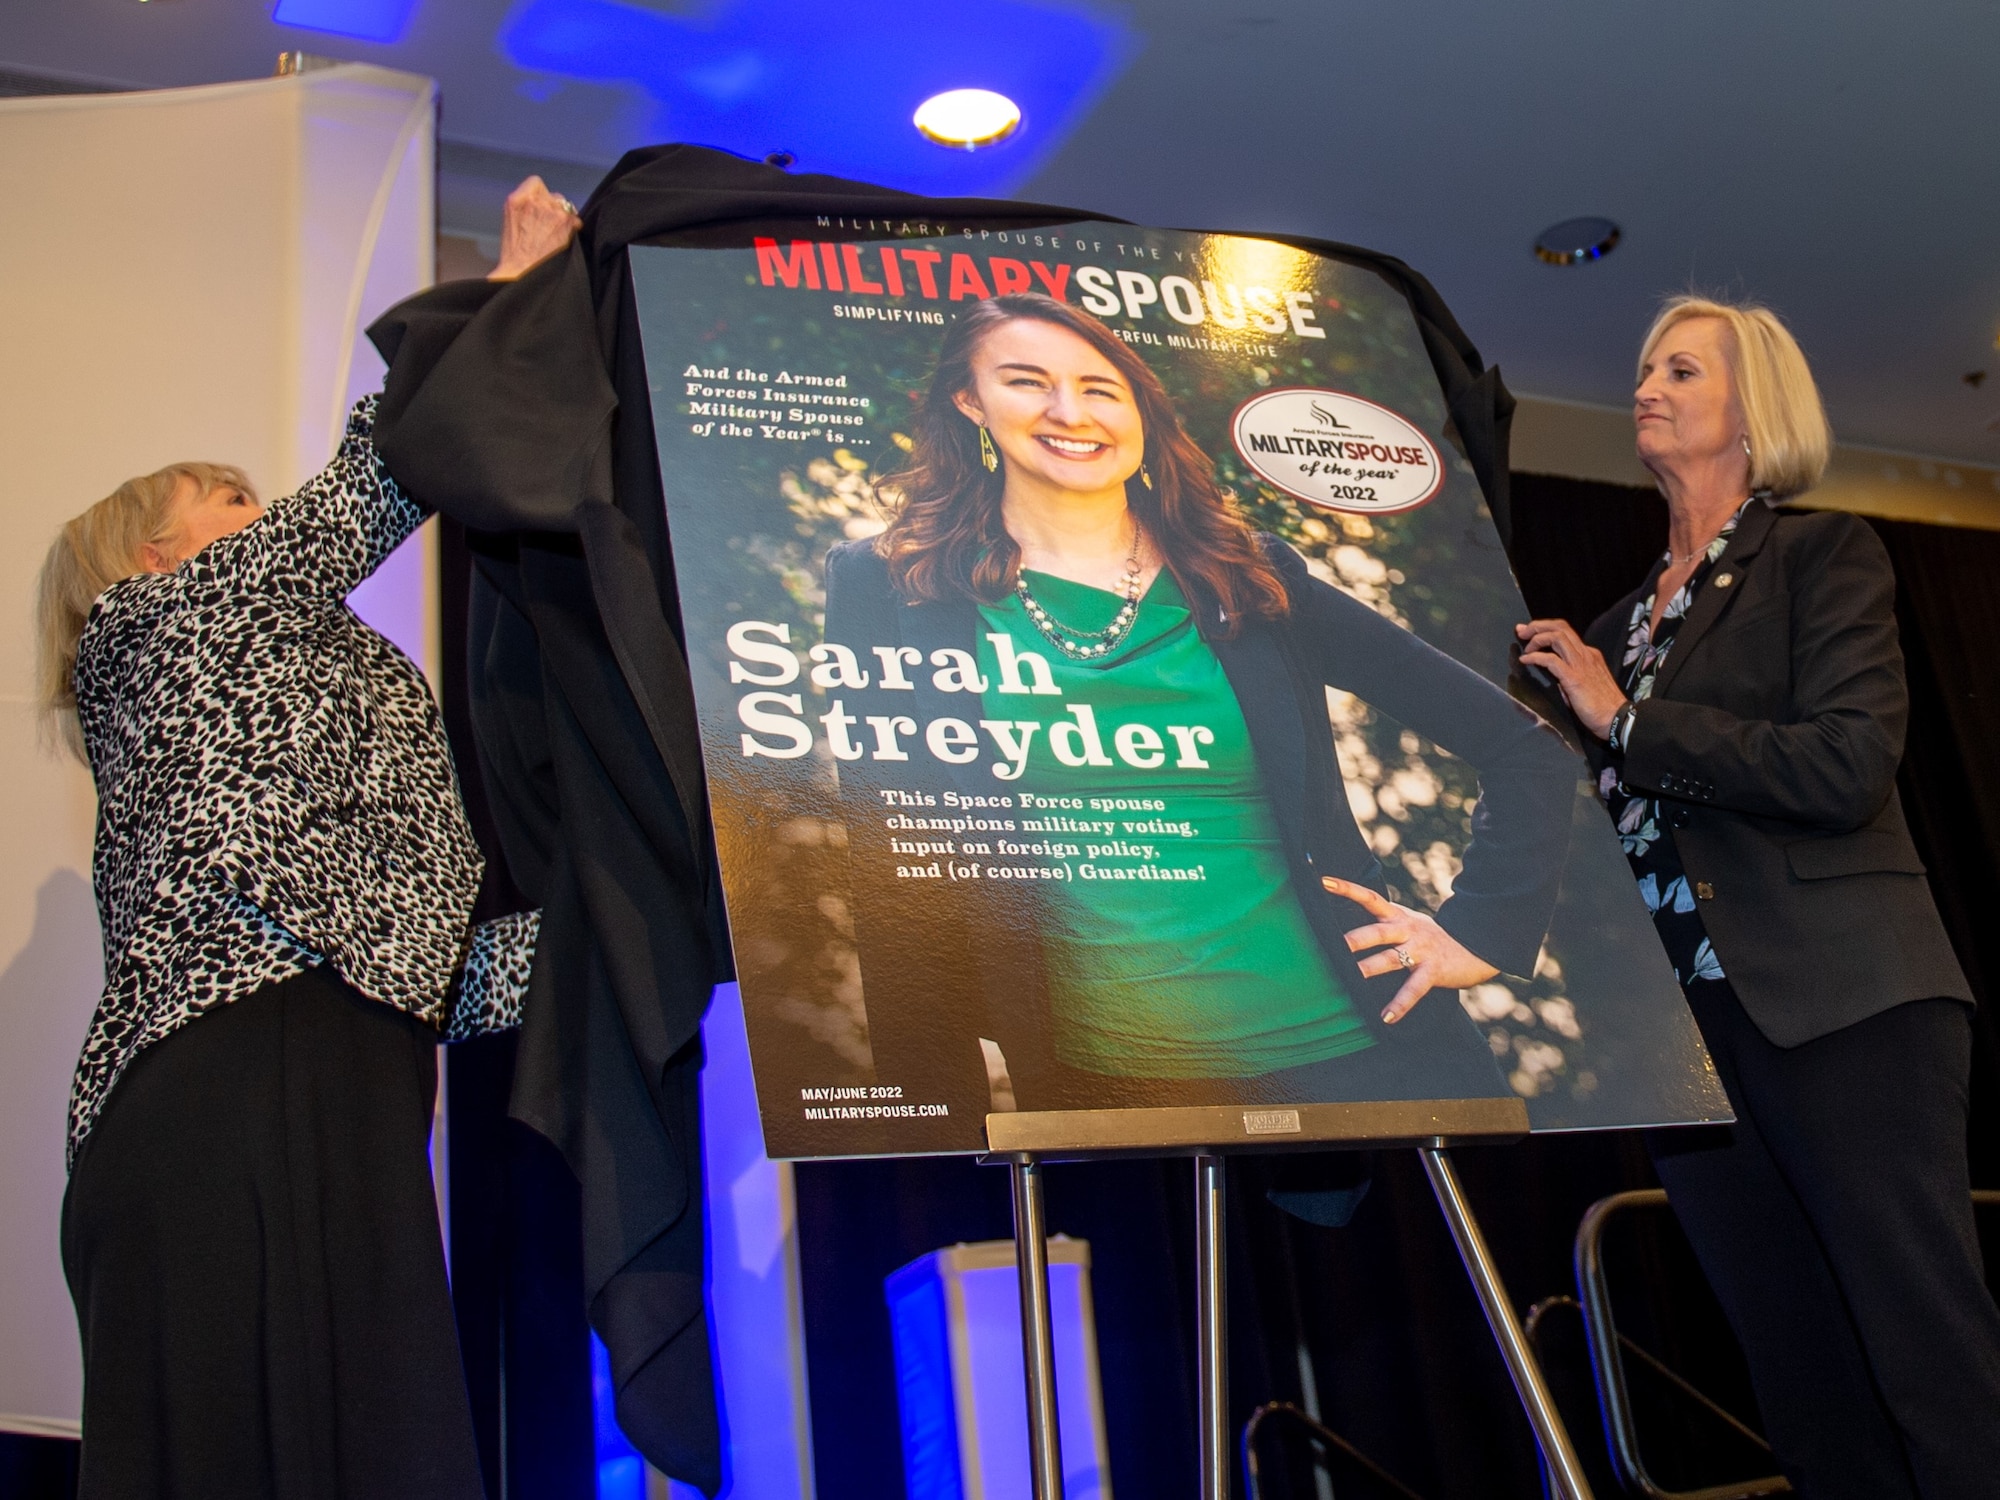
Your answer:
[824,535,1577,1127]
[1584,498,1970,1046]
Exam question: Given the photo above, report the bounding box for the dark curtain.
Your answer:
[0,1436,77,1500]
[428,475,2000,1500]
[438,517,598,1500]
[1867,516,2000,1217]
[794,1122,1758,1499]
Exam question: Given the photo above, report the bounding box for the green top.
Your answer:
[976,568,1371,1078]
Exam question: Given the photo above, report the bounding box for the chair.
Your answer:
[1556,1187,2000,1499]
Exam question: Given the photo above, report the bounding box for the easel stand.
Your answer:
[1420,1146,1593,1500]
[993,1101,1593,1500]
[1010,1157,1065,1499]
[1195,1152,1229,1499]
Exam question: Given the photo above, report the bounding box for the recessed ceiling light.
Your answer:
[1533,217,1622,266]
[913,89,1022,149]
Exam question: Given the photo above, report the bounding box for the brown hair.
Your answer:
[875,293,1288,633]
[35,461,256,760]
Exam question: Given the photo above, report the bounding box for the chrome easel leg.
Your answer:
[1420,1146,1594,1500]
[1011,1154,1064,1500]
[1196,1152,1228,1500]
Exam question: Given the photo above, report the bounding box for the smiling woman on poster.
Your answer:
[822,293,1577,1115]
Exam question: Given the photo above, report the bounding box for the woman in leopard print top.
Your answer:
[36,178,577,1500]
[61,394,535,1161]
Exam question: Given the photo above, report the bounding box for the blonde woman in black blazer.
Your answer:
[1518,297,2000,1500]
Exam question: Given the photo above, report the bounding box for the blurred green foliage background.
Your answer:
[634,228,1713,1137]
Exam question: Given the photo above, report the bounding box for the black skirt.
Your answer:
[61,966,486,1500]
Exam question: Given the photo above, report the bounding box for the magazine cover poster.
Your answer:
[630,221,1726,1159]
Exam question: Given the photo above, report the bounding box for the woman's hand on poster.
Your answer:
[1321,876,1499,1024]
[1514,618,1627,740]
[488,176,583,283]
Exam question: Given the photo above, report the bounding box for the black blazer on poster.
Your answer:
[825,535,1578,1125]
[1584,497,1971,1046]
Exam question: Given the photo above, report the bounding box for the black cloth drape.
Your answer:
[435,516,597,1500]
[364,142,1521,1490]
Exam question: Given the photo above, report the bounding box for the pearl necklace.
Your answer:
[1013,528,1144,661]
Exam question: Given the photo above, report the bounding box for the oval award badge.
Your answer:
[1232,388,1444,515]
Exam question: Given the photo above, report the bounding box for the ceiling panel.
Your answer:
[5,0,1994,461]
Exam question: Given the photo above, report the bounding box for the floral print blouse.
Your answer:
[1599,503,1751,991]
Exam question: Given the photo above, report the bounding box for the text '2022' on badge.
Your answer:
[1232,387,1444,515]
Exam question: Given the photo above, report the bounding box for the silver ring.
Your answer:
[555,195,579,217]
[1395,946,1416,970]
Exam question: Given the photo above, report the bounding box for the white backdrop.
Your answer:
[0,63,436,1436]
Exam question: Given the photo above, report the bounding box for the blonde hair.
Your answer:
[1638,295,1831,499]
[35,462,256,760]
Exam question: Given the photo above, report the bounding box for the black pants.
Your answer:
[61,967,486,1500]
[1650,982,2000,1500]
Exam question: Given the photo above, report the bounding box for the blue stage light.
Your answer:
[592,1332,652,1500]
[886,1241,1112,1499]
[500,0,1135,197]
[271,0,420,44]
[888,1270,960,1496]
[589,983,816,1499]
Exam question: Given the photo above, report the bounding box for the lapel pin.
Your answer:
[1714,572,1733,588]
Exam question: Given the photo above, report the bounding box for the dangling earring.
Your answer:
[1139,460,1154,490]
[979,426,999,473]
[1741,434,1753,458]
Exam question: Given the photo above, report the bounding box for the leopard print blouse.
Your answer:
[68,395,533,1166]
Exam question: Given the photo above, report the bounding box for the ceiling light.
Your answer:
[1533,217,1622,267]
[913,89,1022,149]
[271,0,418,44]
